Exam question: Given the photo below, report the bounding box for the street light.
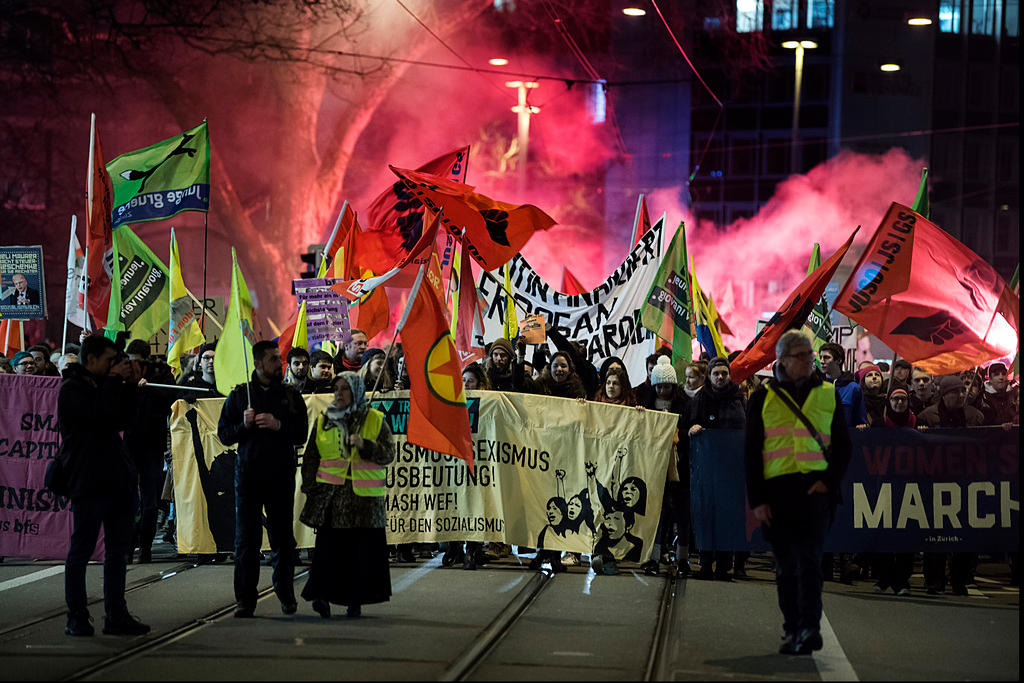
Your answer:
[880,63,901,72]
[505,80,540,195]
[782,39,817,173]
[489,57,509,66]
[623,7,646,16]
[907,17,933,25]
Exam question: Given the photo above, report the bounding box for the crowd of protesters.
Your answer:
[1,322,1018,636]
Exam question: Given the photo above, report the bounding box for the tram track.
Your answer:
[0,561,196,641]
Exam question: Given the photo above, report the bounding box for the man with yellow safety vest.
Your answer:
[218,340,309,619]
[745,330,851,656]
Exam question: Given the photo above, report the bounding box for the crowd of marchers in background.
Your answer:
[0,325,1018,634]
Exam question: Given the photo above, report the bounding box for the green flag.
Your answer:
[640,220,692,375]
[107,121,211,229]
[912,167,929,219]
[214,248,256,397]
[801,243,832,353]
[104,226,170,343]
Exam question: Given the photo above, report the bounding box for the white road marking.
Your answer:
[0,565,64,592]
[497,576,524,593]
[814,611,859,681]
[583,566,596,595]
[551,651,593,657]
[391,556,441,593]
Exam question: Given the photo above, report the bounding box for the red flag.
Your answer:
[631,195,652,248]
[364,147,470,271]
[561,266,586,296]
[389,166,556,272]
[86,123,115,328]
[401,252,474,470]
[1,319,24,355]
[276,308,300,372]
[330,211,442,302]
[730,227,859,383]
[454,252,486,365]
[835,203,1019,374]
[322,201,358,264]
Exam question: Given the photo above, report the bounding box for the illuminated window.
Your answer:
[939,0,962,32]
[772,0,797,30]
[807,0,834,28]
[1007,0,1020,35]
[736,0,764,32]
[971,0,997,34]
[588,81,606,124]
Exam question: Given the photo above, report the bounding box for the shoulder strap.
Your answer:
[767,380,830,456]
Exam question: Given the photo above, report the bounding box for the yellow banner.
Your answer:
[170,392,675,562]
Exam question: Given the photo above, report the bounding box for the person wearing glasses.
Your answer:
[11,350,38,375]
[745,331,851,656]
[182,342,220,396]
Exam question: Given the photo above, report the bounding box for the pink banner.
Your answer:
[0,374,97,560]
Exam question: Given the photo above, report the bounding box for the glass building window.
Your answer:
[807,0,834,28]
[971,0,997,34]
[1006,0,1019,35]
[940,0,962,32]
[772,0,797,30]
[736,0,763,32]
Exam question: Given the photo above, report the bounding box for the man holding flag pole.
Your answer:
[216,250,308,618]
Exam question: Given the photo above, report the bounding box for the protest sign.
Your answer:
[520,313,546,344]
[476,220,663,383]
[0,245,47,320]
[0,375,97,560]
[170,392,676,560]
[690,427,1019,552]
[292,277,353,345]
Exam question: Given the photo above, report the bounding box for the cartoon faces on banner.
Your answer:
[171,392,676,562]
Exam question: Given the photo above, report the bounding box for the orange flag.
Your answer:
[835,203,1018,374]
[730,227,859,383]
[400,251,474,471]
[364,147,470,272]
[389,165,556,272]
[1,319,24,355]
[86,120,115,328]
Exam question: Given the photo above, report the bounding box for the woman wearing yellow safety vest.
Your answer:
[299,371,396,619]
[744,330,851,657]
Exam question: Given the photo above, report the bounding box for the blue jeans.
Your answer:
[65,494,134,618]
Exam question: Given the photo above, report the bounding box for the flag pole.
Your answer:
[201,212,209,333]
[3,319,10,355]
[18,319,25,350]
[233,249,253,408]
[629,194,644,248]
[62,215,77,355]
[369,252,431,404]
[82,246,91,332]
[321,200,349,266]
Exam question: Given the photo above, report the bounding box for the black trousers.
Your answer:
[234,461,296,609]
[923,552,973,590]
[763,493,830,635]
[657,481,690,549]
[65,494,134,618]
[134,456,164,553]
[873,552,914,591]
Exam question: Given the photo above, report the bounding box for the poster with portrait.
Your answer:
[0,246,47,320]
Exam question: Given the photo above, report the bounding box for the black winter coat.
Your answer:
[217,372,309,469]
[57,364,138,500]
[687,381,746,431]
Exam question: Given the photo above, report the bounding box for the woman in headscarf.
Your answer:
[299,372,396,619]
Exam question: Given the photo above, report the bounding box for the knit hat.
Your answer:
[937,374,965,398]
[987,362,1008,377]
[489,337,515,358]
[12,350,32,367]
[650,356,678,386]
[888,387,909,399]
[857,364,881,383]
[361,347,384,367]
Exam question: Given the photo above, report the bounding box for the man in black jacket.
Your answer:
[218,340,308,618]
[746,331,851,656]
[688,357,746,580]
[59,335,150,637]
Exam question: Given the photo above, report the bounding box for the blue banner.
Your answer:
[690,426,1019,552]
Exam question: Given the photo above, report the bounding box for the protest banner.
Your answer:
[0,245,47,320]
[292,277,353,345]
[476,220,664,383]
[170,392,676,561]
[689,427,1019,552]
[0,375,98,560]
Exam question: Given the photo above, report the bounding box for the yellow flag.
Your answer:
[167,228,206,377]
[214,248,256,396]
[503,262,518,340]
[690,256,728,358]
[291,300,308,351]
